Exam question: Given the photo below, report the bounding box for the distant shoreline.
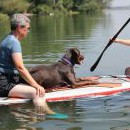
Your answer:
[108,6,130,10]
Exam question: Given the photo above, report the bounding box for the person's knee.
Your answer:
[29,92,38,99]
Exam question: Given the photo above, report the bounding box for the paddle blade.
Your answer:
[90,43,111,72]
[90,54,102,72]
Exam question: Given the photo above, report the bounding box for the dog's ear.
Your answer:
[65,49,72,59]
[70,48,84,65]
[70,48,80,57]
[71,48,80,54]
[65,48,79,58]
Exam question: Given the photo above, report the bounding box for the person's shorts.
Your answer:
[0,72,26,97]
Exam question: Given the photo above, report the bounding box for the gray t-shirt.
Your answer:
[0,34,22,74]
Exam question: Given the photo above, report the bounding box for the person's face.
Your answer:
[17,22,30,40]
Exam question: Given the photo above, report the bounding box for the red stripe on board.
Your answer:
[46,87,130,102]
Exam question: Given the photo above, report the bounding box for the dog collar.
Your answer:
[60,57,73,67]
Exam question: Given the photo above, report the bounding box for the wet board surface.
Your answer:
[0,75,130,105]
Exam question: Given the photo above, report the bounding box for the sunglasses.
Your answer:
[20,25,30,32]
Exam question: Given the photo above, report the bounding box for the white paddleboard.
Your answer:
[0,75,130,105]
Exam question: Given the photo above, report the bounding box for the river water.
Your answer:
[0,9,130,130]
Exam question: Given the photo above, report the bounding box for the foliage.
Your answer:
[0,0,112,15]
[63,0,73,11]
[0,0,30,15]
[79,0,100,12]
[33,4,53,15]
[0,13,9,21]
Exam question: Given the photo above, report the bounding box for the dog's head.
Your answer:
[61,48,84,66]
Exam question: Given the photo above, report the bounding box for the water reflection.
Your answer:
[0,103,47,130]
[0,93,130,130]
[0,104,32,130]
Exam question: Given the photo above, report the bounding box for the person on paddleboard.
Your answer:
[0,14,55,115]
[114,38,130,76]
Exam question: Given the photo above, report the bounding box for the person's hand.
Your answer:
[35,85,45,97]
[110,38,118,43]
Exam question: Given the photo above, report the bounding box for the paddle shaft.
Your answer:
[90,17,130,72]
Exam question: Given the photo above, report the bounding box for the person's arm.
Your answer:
[114,39,130,46]
[12,53,45,97]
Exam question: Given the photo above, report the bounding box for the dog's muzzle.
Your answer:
[78,55,84,64]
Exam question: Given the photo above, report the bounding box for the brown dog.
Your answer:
[29,48,98,90]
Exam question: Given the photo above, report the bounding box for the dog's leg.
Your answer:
[76,76,99,82]
[71,80,99,88]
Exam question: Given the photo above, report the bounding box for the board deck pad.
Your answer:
[0,75,130,105]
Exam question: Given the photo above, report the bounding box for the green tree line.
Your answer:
[0,0,112,16]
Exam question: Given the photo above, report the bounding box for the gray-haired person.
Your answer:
[0,14,55,115]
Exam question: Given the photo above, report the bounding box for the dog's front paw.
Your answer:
[78,76,99,81]
[83,80,99,85]
[90,80,99,85]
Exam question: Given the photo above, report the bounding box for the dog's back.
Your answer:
[29,62,75,88]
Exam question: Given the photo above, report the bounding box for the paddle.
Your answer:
[90,17,130,72]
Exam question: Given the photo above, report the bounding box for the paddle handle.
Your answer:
[90,17,130,72]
